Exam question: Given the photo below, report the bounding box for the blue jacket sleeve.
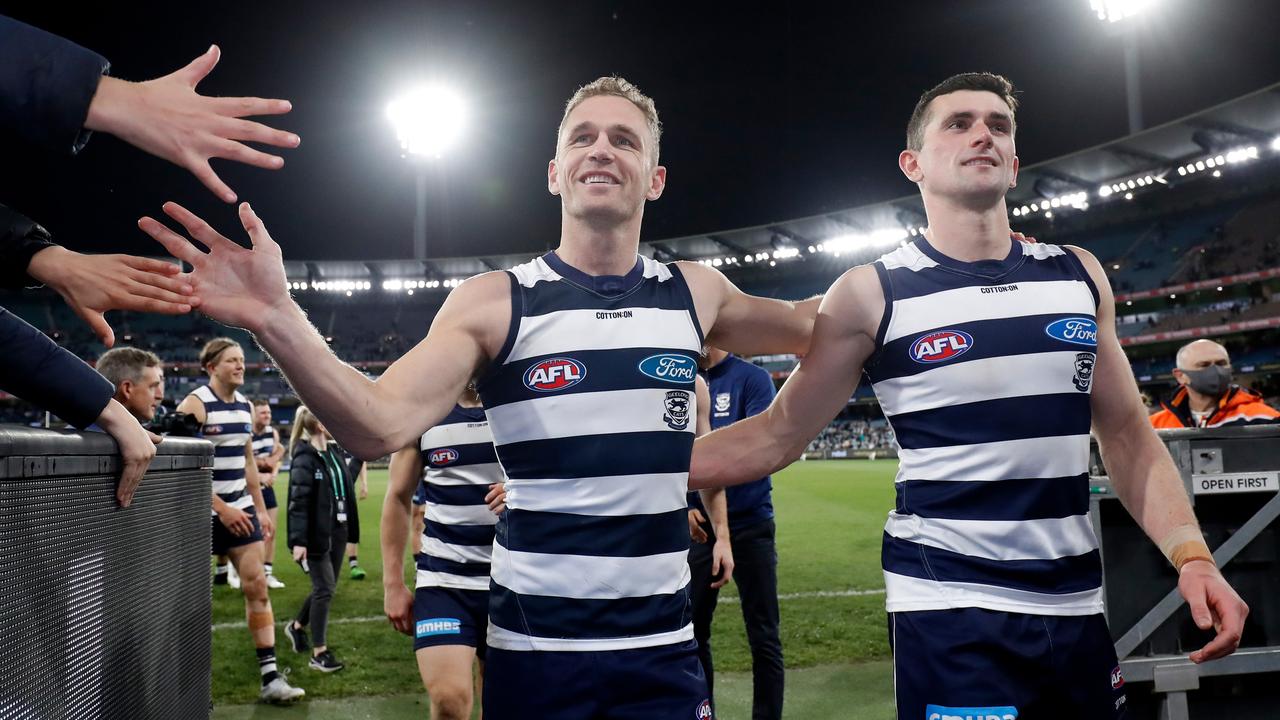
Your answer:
[0,307,113,428]
[0,15,110,154]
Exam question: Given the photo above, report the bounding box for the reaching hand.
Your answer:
[84,45,299,203]
[687,508,709,544]
[292,545,308,564]
[139,202,290,334]
[217,504,256,537]
[1179,560,1248,663]
[94,399,160,507]
[26,246,194,347]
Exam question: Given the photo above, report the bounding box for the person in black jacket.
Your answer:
[285,406,349,674]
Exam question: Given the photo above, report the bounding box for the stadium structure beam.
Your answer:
[767,226,814,249]
[1105,144,1172,168]
[478,258,500,272]
[1033,168,1094,192]
[1188,121,1271,149]
[829,213,867,231]
[705,234,752,258]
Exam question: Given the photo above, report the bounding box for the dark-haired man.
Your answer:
[691,72,1248,719]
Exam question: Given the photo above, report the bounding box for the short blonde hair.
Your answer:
[558,76,662,165]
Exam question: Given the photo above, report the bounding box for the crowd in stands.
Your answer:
[806,418,897,452]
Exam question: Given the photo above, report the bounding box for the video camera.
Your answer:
[149,411,201,437]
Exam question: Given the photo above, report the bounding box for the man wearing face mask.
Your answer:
[1150,339,1280,428]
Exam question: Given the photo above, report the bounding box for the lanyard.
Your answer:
[321,448,347,502]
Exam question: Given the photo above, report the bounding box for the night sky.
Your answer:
[4,1,1280,262]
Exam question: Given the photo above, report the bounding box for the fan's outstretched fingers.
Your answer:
[138,218,207,266]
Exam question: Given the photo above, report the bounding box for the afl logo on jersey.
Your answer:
[1045,317,1098,346]
[695,699,712,719]
[910,330,973,363]
[429,448,460,466]
[524,358,586,392]
[638,353,697,383]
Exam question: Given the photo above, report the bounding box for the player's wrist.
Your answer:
[84,76,135,136]
[1159,524,1215,572]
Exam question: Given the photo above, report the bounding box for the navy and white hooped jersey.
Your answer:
[192,385,254,516]
[865,238,1104,616]
[416,404,502,591]
[251,429,276,459]
[477,252,703,653]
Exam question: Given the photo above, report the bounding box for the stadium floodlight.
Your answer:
[1089,0,1162,24]
[1272,137,1280,152]
[386,85,467,159]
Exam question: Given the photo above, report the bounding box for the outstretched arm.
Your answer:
[1070,245,1247,664]
[679,261,820,357]
[84,45,299,202]
[139,202,506,459]
[690,265,882,490]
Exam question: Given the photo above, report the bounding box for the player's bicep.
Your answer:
[374,273,507,446]
[770,269,878,451]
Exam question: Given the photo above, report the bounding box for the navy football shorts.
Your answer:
[260,484,278,510]
[210,504,263,555]
[890,608,1128,719]
[483,639,711,720]
[413,586,489,660]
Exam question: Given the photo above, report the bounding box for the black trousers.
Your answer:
[688,517,784,720]
[295,523,348,648]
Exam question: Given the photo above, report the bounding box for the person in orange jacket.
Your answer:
[1150,339,1280,428]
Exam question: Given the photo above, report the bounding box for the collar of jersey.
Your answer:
[453,404,486,422]
[543,251,645,297]
[914,235,1022,279]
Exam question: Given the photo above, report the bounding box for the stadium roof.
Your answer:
[286,81,1280,289]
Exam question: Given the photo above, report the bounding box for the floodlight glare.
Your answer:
[1089,0,1162,23]
[387,85,467,158]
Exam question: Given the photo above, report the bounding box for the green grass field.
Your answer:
[211,459,900,717]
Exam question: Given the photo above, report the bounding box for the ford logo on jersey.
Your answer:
[524,357,586,392]
[638,353,697,383]
[429,448,459,466]
[1044,317,1098,346]
[910,330,973,363]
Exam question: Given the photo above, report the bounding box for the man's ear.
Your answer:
[548,159,560,196]
[1009,154,1020,189]
[899,149,923,184]
[647,165,667,201]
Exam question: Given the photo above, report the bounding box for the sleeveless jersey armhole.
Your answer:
[864,261,895,370]
[477,271,522,392]
[664,262,706,348]
[1060,248,1101,310]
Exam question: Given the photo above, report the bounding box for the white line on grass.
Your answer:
[211,588,886,632]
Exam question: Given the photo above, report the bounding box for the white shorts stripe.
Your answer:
[421,535,493,565]
[487,621,693,652]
